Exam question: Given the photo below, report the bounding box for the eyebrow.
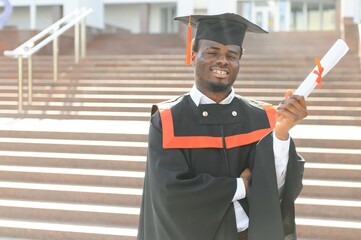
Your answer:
[207,46,240,56]
[228,49,241,56]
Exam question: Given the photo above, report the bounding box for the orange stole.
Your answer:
[159,104,276,149]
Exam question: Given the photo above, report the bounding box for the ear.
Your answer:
[191,51,197,65]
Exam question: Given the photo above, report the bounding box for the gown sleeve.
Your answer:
[247,132,305,240]
[138,111,238,240]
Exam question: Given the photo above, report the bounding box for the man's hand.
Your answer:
[275,90,308,140]
[240,168,251,191]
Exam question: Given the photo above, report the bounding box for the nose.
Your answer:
[216,53,228,65]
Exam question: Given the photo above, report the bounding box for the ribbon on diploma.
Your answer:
[313,57,324,87]
[294,39,349,98]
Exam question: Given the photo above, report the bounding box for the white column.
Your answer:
[177,0,195,16]
[353,0,361,23]
[341,0,361,23]
[30,0,36,30]
[208,0,237,14]
[272,1,279,31]
[341,0,354,18]
[63,0,104,29]
[284,0,291,31]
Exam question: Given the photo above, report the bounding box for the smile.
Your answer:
[211,69,229,75]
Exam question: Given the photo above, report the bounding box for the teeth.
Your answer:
[213,69,227,75]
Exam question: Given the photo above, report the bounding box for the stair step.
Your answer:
[0,219,137,240]
[0,151,146,171]
[0,238,37,240]
[0,111,152,121]
[0,137,147,155]
[2,93,361,106]
[298,147,361,164]
[0,181,142,206]
[0,131,147,142]
[0,137,146,147]
[296,197,361,220]
[291,125,361,148]
[1,79,360,88]
[301,179,361,199]
[0,199,139,226]
[304,163,361,181]
[1,101,359,116]
[0,166,144,188]
[0,110,359,124]
[296,217,361,240]
[0,118,149,134]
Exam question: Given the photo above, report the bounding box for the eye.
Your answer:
[205,51,217,56]
[227,54,239,60]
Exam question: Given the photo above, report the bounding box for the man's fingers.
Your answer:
[284,89,293,99]
[240,168,251,190]
[240,168,251,178]
[278,95,307,117]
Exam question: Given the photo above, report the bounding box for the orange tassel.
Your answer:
[313,57,324,88]
[185,16,192,65]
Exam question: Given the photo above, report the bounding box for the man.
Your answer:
[138,13,307,240]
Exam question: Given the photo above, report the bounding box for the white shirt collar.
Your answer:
[189,85,235,106]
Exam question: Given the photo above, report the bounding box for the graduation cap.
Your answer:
[174,13,268,64]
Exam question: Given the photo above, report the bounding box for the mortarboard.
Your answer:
[174,13,268,64]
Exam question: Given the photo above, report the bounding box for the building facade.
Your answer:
[0,0,360,34]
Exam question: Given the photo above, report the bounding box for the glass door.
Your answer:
[290,0,336,31]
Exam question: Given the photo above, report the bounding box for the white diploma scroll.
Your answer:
[294,39,349,98]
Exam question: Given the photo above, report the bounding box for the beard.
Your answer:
[207,80,232,93]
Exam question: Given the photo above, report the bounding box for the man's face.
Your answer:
[192,39,241,97]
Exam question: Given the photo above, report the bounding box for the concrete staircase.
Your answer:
[0,31,360,240]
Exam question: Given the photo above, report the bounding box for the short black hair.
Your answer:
[192,38,244,58]
[192,38,199,52]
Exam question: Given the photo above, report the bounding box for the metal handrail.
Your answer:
[359,22,361,69]
[3,7,93,111]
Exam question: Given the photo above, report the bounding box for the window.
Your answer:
[160,7,177,33]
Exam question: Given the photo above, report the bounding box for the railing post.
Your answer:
[28,55,33,104]
[53,25,59,82]
[26,42,34,104]
[359,22,361,69]
[75,21,80,63]
[81,17,86,58]
[18,56,23,112]
[3,7,93,111]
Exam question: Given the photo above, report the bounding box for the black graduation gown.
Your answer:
[138,94,304,240]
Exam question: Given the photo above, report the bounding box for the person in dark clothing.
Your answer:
[138,13,307,240]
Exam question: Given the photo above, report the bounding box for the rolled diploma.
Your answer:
[294,39,349,98]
